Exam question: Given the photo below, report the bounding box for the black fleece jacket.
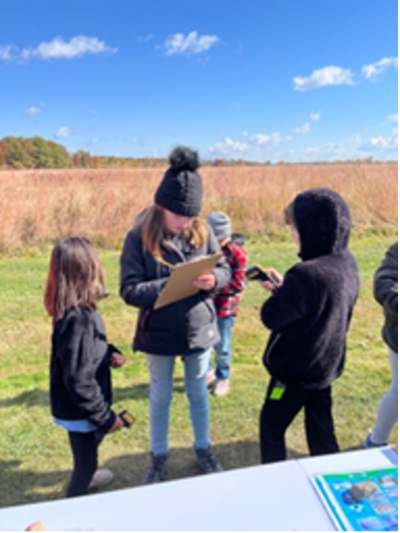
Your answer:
[261,188,360,390]
[120,220,231,356]
[373,242,398,352]
[50,306,116,433]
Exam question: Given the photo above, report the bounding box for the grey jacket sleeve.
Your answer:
[206,225,231,290]
[120,229,168,309]
[373,242,398,315]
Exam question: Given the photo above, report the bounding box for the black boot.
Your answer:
[195,447,223,474]
[142,452,168,484]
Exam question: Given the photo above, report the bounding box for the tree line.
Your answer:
[0,136,391,169]
[0,136,170,169]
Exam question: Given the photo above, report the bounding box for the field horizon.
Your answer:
[0,163,397,252]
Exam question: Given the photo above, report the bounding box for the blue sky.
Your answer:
[1,0,398,163]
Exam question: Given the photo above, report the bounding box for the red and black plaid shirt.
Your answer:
[214,240,248,317]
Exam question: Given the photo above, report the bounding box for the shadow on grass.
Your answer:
[0,440,309,510]
[103,440,309,490]
[0,459,65,508]
[0,389,50,408]
[0,378,187,408]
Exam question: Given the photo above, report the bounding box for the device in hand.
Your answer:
[118,409,137,428]
[245,265,279,288]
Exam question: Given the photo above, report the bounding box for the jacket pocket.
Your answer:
[202,296,216,323]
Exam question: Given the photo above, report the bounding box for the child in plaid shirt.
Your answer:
[207,212,248,396]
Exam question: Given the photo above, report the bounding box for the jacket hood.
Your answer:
[293,188,351,260]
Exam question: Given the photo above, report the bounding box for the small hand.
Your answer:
[260,268,283,292]
[193,272,216,291]
[108,415,124,433]
[111,352,126,369]
[25,522,46,531]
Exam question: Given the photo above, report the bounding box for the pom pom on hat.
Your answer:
[169,146,200,172]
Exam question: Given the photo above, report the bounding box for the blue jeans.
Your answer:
[210,315,235,380]
[146,349,211,456]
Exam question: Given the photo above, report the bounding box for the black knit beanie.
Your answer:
[154,146,203,217]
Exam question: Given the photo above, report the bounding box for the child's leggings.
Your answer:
[66,431,99,497]
[371,347,398,444]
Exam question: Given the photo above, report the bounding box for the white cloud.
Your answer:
[24,36,116,60]
[292,112,320,135]
[163,31,219,56]
[362,57,398,81]
[293,123,311,135]
[25,106,41,117]
[209,137,249,155]
[0,36,117,63]
[310,112,321,122]
[209,129,399,163]
[209,132,287,159]
[0,45,14,61]
[370,137,391,148]
[388,114,398,122]
[55,126,73,139]
[294,66,354,91]
[252,133,283,146]
[364,134,398,150]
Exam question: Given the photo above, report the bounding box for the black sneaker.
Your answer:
[142,453,167,484]
[195,447,223,474]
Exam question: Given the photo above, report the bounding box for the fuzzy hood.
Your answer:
[293,187,351,261]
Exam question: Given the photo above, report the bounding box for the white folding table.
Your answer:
[0,448,396,531]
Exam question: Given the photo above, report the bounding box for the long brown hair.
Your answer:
[44,237,105,320]
[139,205,208,259]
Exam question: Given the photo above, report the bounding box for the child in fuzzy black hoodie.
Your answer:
[258,187,360,464]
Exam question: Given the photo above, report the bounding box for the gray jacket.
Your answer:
[120,221,231,356]
[373,242,398,352]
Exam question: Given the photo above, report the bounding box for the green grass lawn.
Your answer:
[0,233,397,508]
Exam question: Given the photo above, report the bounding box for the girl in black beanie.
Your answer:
[120,146,231,483]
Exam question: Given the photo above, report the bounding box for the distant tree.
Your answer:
[0,140,10,168]
[72,150,92,168]
[47,140,71,168]
[2,136,33,168]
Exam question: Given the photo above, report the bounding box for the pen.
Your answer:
[157,257,176,270]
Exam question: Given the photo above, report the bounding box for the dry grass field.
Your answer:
[0,163,397,251]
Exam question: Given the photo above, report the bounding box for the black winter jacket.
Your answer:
[373,242,398,353]
[261,188,360,390]
[120,221,231,355]
[50,306,116,433]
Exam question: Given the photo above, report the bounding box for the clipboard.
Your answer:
[154,253,223,310]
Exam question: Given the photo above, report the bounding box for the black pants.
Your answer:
[67,431,102,497]
[259,378,340,464]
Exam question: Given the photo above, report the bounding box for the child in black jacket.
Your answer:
[44,237,125,497]
[258,188,360,463]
